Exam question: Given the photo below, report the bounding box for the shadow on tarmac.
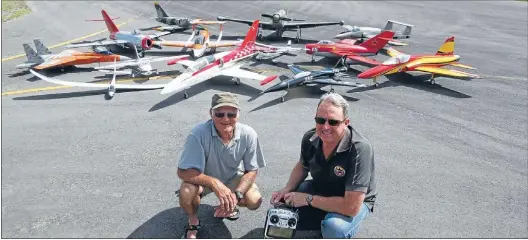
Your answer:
[127,204,232,239]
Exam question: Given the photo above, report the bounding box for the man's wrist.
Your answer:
[234,189,244,201]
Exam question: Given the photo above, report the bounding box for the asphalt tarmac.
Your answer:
[1,1,527,238]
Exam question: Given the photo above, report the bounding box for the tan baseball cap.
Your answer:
[211,92,240,110]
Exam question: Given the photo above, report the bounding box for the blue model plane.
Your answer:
[260,64,366,102]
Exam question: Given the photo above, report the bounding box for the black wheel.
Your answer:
[280,96,285,102]
[184,93,189,99]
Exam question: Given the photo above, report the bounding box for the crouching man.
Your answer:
[270,92,376,238]
[177,92,266,239]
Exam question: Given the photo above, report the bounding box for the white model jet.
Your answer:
[29,58,167,99]
[95,45,189,78]
[160,20,278,98]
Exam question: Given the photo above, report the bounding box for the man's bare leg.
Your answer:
[238,187,262,210]
[179,182,203,239]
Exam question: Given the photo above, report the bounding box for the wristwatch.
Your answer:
[234,190,244,201]
[306,194,313,206]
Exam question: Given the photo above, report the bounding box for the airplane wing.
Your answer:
[287,65,310,75]
[385,47,403,57]
[32,58,79,70]
[29,69,166,89]
[216,16,257,26]
[154,40,195,48]
[221,65,272,81]
[344,55,382,66]
[66,39,129,48]
[283,21,344,30]
[450,63,476,70]
[191,20,226,25]
[94,60,140,70]
[148,31,174,39]
[208,40,241,48]
[307,78,367,87]
[414,66,480,78]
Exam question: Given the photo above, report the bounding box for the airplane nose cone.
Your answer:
[119,55,132,61]
[262,82,287,93]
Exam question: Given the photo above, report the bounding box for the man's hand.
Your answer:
[283,192,309,208]
[212,180,237,213]
[270,188,291,205]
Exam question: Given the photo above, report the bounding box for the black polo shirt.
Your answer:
[299,125,376,211]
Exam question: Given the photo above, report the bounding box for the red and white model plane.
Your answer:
[160,20,279,98]
[305,30,396,66]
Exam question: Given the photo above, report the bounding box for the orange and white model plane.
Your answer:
[152,24,240,58]
[160,20,278,98]
[16,39,131,71]
[357,36,479,86]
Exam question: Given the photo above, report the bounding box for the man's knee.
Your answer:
[295,180,314,194]
[178,182,202,205]
[321,213,360,238]
[240,188,262,210]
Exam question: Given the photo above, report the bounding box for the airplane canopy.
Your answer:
[317,40,335,44]
[382,54,411,65]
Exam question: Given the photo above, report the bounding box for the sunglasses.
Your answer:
[314,117,345,126]
[214,111,238,119]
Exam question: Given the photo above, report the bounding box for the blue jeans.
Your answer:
[295,180,371,238]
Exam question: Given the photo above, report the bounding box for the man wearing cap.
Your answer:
[176,91,266,239]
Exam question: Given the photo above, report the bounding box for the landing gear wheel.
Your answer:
[430,79,435,85]
[311,59,315,64]
[258,34,263,41]
[375,83,380,88]
[280,96,285,102]
[233,78,240,85]
[184,93,189,99]
[330,88,335,93]
[132,73,135,78]
[139,50,145,58]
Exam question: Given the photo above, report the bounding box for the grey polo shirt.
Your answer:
[178,119,266,184]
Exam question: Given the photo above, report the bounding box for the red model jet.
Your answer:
[304,31,395,66]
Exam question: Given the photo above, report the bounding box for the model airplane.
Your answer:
[95,45,190,78]
[251,40,303,63]
[16,39,132,71]
[66,10,174,58]
[357,36,479,87]
[260,64,366,102]
[217,9,344,42]
[160,20,278,98]
[152,25,240,58]
[334,20,413,46]
[29,58,166,99]
[147,2,226,33]
[305,31,396,66]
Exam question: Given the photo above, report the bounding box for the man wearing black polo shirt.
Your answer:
[271,92,376,238]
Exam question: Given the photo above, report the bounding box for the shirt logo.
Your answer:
[334,166,346,177]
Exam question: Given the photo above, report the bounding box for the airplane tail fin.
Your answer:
[154,2,169,18]
[384,20,413,39]
[23,43,44,63]
[33,39,52,55]
[101,10,119,34]
[359,30,395,51]
[435,36,455,56]
[239,20,259,49]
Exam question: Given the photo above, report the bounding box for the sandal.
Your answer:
[216,207,240,221]
[181,221,201,239]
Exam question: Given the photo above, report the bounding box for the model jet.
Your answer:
[160,20,278,98]
[95,45,190,78]
[146,2,227,33]
[29,58,166,99]
[251,40,303,63]
[217,9,344,42]
[66,10,173,58]
[357,36,479,87]
[16,39,132,71]
[152,25,240,58]
[305,31,395,66]
[260,64,366,102]
[334,20,413,46]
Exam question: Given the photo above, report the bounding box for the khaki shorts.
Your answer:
[201,171,259,197]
